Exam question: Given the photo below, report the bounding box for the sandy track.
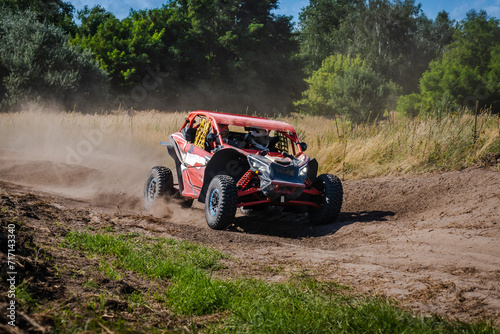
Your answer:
[0,150,499,324]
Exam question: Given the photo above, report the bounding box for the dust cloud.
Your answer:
[0,107,179,213]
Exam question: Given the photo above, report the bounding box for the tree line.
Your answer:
[0,0,499,121]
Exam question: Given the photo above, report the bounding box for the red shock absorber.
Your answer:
[305,178,313,188]
[237,169,255,189]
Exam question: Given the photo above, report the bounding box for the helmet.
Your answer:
[250,128,270,149]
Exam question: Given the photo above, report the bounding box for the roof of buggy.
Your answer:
[188,110,296,132]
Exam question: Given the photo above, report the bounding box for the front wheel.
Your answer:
[308,174,343,225]
[143,166,174,210]
[205,175,238,230]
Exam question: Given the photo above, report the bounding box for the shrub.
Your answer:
[0,10,108,111]
[295,54,395,123]
[397,93,423,117]
[399,11,500,116]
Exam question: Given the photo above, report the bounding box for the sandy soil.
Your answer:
[1,147,499,330]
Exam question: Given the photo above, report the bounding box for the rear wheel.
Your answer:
[308,174,343,225]
[143,166,174,210]
[205,175,238,230]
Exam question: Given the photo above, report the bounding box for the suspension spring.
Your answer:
[237,169,255,189]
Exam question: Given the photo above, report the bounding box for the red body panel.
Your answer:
[170,132,212,198]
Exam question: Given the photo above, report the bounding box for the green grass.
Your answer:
[98,259,123,280]
[65,231,225,279]
[65,231,498,333]
[16,281,38,309]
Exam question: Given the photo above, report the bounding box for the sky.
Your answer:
[67,0,500,23]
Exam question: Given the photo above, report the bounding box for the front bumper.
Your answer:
[261,180,305,202]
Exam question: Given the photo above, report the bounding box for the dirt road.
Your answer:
[1,149,499,326]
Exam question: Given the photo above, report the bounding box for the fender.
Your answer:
[198,148,249,203]
[307,158,319,182]
[161,138,185,194]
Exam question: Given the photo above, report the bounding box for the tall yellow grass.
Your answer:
[281,111,500,178]
[1,109,499,179]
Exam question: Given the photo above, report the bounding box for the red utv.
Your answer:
[144,111,343,230]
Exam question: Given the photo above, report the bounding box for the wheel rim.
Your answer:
[209,189,220,216]
[147,178,157,201]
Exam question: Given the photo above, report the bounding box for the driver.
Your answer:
[246,128,270,150]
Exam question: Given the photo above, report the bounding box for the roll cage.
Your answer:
[180,111,305,156]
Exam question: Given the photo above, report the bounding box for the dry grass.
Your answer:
[1,108,499,180]
[280,111,500,179]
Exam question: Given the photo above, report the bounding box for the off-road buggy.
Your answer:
[144,111,343,230]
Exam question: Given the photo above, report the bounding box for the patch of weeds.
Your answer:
[103,226,114,232]
[33,246,53,268]
[125,291,147,311]
[166,267,233,315]
[98,259,122,280]
[152,291,168,304]
[53,264,61,278]
[53,307,135,333]
[71,269,85,279]
[16,281,38,309]
[64,231,226,280]
[83,278,99,290]
[265,265,285,273]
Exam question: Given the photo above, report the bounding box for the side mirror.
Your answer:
[299,142,307,152]
[206,132,218,143]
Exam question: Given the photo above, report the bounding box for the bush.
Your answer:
[397,93,423,117]
[0,10,108,111]
[400,11,500,116]
[295,54,395,123]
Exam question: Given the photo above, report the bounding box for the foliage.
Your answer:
[72,8,165,90]
[0,0,498,119]
[0,10,108,111]
[399,10,500,116]
[299,0,456,94]
[76,5,116,37]
[397,93,422,117]
[0,0,76,33]
[298,0,360,74]
[71,0,303,113]
[295,54,395,123]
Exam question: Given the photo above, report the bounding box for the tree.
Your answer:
[298,0,360,74]
[0,10,108,111]
[298,0,456,94]
[399,10,500,116]
[76,5,116,37]
[71,1,302,113]
[0,0,76,33]
[72,8,165,91]
[337,0,455,93]
[295,54,394,122]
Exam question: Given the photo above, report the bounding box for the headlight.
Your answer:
[248,156,270,174]
[299,165,308,177]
